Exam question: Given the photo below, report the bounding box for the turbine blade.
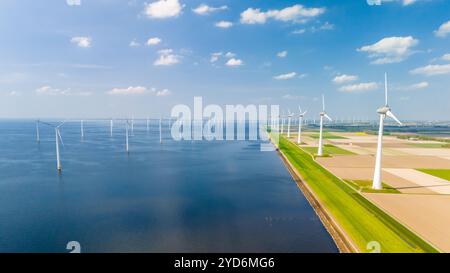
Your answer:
[299,106,302,114]
[324,114,333,122]
[57,129,65,147]
[386,110,402,126]
[302,110,308,116]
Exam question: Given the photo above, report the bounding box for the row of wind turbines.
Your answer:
[35,117,165,173]
[278,73,402,190]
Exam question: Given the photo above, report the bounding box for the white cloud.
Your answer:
[402,0,418,5]
[442,53,450,61]
[66,0,81,6]
[210,52,222,63]
[338,82,379,93]
[274,72,297,80]
[107,86,147,95]
[410,64,450,76]
[36,85,91,96]
[226,58,243,67]
[333,74,358,84]
[106,86,171,96]
[154,49,181,66]
[240,4,325,25]
[129,39,141,47]
[402,81,429,90]
[434,20,450,38]
[292,29,306,35]
[70,36,92,48]
[144,0,183,19]
[156,89,171,96]
[277,50,288,58]
[192,4,227,15]
[6,91,20,96]
[225,52,235,58]
[215,21,233,28]
[147,37,162,46]
[358,36,418,64]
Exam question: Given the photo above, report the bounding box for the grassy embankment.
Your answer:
[278,136,438,253]
[417,169,450,182]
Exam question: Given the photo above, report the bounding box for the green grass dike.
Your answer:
[277,135,438,253]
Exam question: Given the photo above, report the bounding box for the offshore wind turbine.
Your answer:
[110,119,113,137]
[36,119,40,142]
[372,73,403,190]
[159,117,162,144]
[297,107,307,144]
[40,121,65,172]
[317,95,332,156]
[146,117,150,133]
[80,120,84,140]
[125,120,129,153]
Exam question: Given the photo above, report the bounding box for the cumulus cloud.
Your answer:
[273,72,297,80]
[277,50,288,58]
[240,4,325,25]
[154,49,181,66]
[70,36,92,48]
[192,4,228,15]
[144,0,183,19]
[107,86,171,96]
[156,89,171,96]
[434,20,450,38]
[66,0,81,6]
[358,36,418,64]
[338,82,379,93]
[442,53,450,61]
[147,37,162,46]
[36,85,91,96]
[333,74,358,84]
[400,81,429,90]
[226,58,243,67]
[215,21,233,28]
[410,64,450,76]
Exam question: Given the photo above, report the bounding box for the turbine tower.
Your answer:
[36,119,40,142]
[372,73,403,190]
[125,120,129,153]
[297,107,307,144]
[287,110,293,138]
[81,120,84,140]
[110,119,113,137]
[159,117,162,144]
[317,95,332,156]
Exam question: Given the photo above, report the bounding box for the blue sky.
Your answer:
[0,0,449,120]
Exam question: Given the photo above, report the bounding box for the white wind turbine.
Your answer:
[297,107,307,144]
[40,121,65,172]
[80,120,84,140]
[280,113,285,134]
[159,117,162,144]
[125,120,130,153]
[372,73,402,190]
[147,117,150,133]
[287,110,294,138]
[110,119,113,137]
[318,95,332,156]
[36,119,40,142]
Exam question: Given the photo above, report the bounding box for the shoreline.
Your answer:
[276,147,358,253]
[271,137,359,253]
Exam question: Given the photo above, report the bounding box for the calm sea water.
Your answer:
[0,120,337,253]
